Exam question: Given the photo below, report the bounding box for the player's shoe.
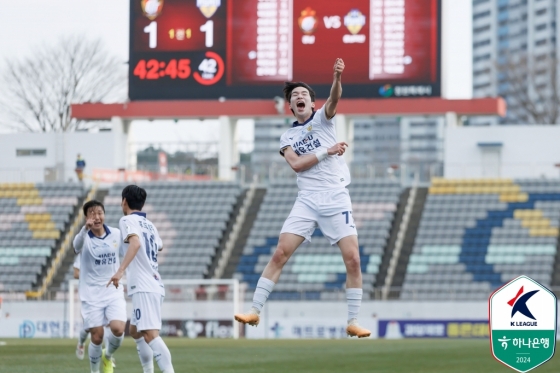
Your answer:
[111,356,116,368]
[101,349,114,373]
[234,307,260,326]
[346,319,371,338]
[75,342,85,360]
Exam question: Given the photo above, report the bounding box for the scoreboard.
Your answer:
[129,0,441,100]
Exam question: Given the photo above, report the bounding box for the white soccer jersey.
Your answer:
[280,104,351,192]
[119,212,165,297]
[73,225,123,303]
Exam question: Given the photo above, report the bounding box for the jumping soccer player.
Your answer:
[235,58,371,338]
[108,185,174,373]
[73,200,126,373]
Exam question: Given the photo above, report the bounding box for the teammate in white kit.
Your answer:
[73,200,126,373]
[235,58,371,338]
[108,185,174,373]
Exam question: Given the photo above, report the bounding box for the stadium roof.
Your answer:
[71,97,506,120]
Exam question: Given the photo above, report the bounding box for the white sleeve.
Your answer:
[153,226,164,251]
[73,226,88,254]
[119,217,142,243]
[318,104,335,126]
[73,253,81,270]
[279,132,291,156]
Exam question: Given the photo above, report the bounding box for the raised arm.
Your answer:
[282,142,348,173]
[324,58,345,120]
[73,217,94,253]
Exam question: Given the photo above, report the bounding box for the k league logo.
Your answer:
[489,275,557,372]
[508,286,539,325]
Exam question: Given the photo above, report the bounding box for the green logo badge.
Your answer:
[489,275,557,372]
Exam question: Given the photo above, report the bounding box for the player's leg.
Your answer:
[88,326,105,373]
[235,233,306,325]
[82,302,106,373]
[135,293,174,373]
[319,189,370,338]
[103,297,127,362]
[131,324,154,373]
[76,327,89,360]
[235,197,316,326]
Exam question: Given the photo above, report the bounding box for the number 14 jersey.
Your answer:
[119,212,165,297]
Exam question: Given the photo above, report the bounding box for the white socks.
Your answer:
[149,337,175,373]
[79,328,89,346]
[252,277,275,313]
[88,341,102,373]
[135,337,154,373]
[346,288,363,322]
[105,330,124,359]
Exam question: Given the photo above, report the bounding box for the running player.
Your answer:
[235,58,371,338]
[108,185,174,373]
[73,200,126,373]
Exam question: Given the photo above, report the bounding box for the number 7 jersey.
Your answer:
[119,212,165,297]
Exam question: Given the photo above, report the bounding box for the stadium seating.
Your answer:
[402,178,560,300]
[102,181,242,279]
[0,182,85,292]
[234,179,401,300]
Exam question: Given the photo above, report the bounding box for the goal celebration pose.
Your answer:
[73,200,126,373]
[235,58,371,338]
[108,185,174,373]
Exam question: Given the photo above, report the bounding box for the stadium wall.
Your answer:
[0,129,127,183]
[444,126,560,179]
[0,300,497,339]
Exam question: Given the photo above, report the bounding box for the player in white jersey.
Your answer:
[73,200,126,373]
[108,185,174,373]
[235,58,371,338]
[74,252,117,368]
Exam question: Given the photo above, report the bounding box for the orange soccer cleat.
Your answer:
[234,308,260,326]
[346,319,371,338]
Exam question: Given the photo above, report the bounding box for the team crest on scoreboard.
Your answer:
[344,9,366,35]
[298,7,318,35]
[141,0,164,20]
[197,0,221,18]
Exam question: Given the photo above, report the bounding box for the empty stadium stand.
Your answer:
[234,179,401,300]
[401,178,560,300]
[0,182,86,292]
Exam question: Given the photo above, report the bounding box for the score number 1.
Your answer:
[143,21,214,48]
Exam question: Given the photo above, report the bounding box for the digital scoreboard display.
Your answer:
[129,0,441,100]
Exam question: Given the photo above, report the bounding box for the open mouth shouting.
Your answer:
[296,100,306,111]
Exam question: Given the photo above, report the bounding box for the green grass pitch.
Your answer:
[0,338,558,373]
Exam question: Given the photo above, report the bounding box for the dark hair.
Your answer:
[283,82,316,115]
[83,200,105,216]
[122,185,147,211]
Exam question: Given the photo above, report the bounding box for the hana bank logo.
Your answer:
[379,84,394,97]
[298,7,318,35]
[141,0,164,20]
[508,286,539,324]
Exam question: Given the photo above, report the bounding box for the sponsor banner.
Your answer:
[1,318,232,339]
[245,317,377,339]
[378,320,489,339]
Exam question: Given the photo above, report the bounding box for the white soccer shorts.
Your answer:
[131,292,164,332]
[81,297,127,330]
[280,188,358,245]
